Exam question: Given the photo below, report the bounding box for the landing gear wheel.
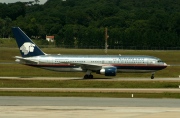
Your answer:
[89,75,93,79]
[83,70,93,79]
[84,75,89,79]
[83,74,93,79]
[151,73,155,79]
[151,76,154,79]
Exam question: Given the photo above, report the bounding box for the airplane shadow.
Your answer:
[72,78,114,80]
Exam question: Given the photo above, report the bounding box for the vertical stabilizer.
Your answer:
[12,27,45,57]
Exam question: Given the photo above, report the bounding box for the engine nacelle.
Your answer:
[96,67,117,76]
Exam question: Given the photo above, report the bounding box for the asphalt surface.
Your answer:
[0,96,180,107]
[0,77,180,117]
[0,97,180,118]
[0,88,180,93]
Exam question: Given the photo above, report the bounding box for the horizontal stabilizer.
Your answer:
[15,56,39,65]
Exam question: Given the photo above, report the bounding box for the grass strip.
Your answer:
[0,80,180,88]
[0,91,180,98]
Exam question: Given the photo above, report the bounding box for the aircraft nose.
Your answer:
[164,63,167,66]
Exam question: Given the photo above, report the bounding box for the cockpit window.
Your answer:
[158,60,163,63]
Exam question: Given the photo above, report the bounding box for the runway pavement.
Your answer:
[0,77,180,117]
[0,97,180,118]
[0,88,180,93]
[1,96,180,107]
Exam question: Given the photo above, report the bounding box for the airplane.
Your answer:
[12,27,167,79]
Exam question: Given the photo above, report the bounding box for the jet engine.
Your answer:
[96,67,117,76]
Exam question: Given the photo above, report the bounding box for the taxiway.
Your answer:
[0,77,180,117]
[0,88,180,93]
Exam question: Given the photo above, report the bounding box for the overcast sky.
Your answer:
[0,0,47,4]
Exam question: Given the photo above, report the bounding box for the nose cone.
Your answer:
[164,63,167,66]
[163,63,168,69]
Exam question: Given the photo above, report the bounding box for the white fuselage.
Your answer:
[18,55,167,73]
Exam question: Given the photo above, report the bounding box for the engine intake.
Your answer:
[96,67,117,76]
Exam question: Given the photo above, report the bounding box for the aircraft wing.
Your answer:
[82,63,115,70]
[62,61,114,71]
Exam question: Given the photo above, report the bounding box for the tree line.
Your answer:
[0,0,180,49]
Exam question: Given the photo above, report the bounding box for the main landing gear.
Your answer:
[84,74,93,79]
[83,70,94,79]
[151,73,155,79]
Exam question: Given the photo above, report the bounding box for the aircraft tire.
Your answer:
[151,76,154,79]
[89,75,93,79]
[84,75,89,79]
[84,75,93,79]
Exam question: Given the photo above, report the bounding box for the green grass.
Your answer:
[0,91,180,98]
[0,79,180,88]
[0,38,17,47]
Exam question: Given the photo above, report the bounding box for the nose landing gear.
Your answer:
[151,73,155,79]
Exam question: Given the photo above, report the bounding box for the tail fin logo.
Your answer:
[20,42,35,55]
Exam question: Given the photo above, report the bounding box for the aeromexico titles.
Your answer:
[12,27,167,79]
